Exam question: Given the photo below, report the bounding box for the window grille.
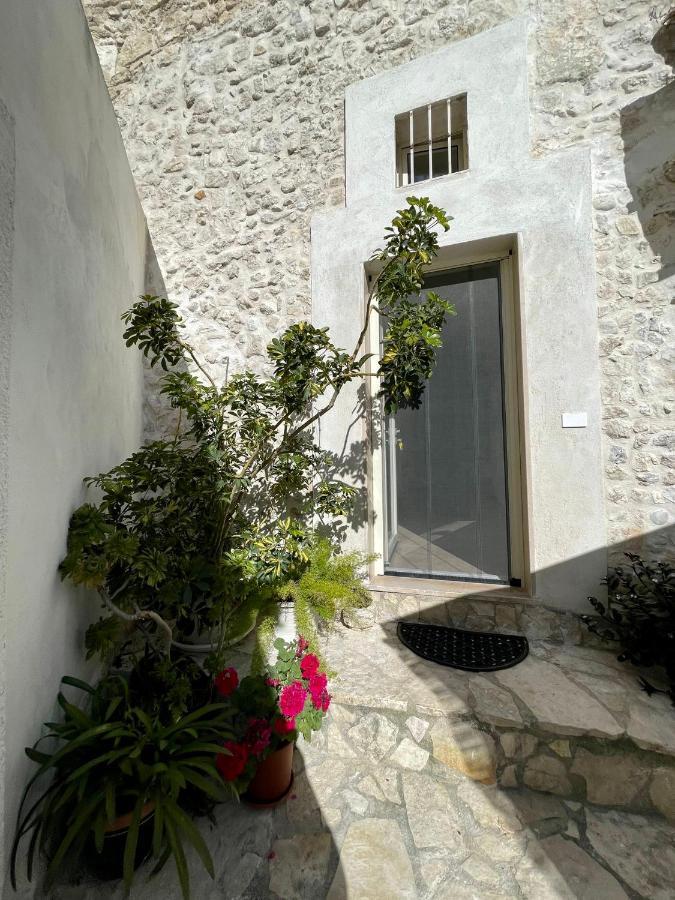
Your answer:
[395,94,468,187]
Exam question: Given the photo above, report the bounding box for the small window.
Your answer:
[395,94,468,187]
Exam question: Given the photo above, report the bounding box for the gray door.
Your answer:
[383,262,511,583]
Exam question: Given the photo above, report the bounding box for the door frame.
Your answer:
[366,240,528,591]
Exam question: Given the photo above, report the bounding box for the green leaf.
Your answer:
[165,816,190,900]
[123,794,146,891]
[164,797,214,879]
[60,676,97,694]
[44,790,105,887]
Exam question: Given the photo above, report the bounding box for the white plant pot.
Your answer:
[174,618,257,661]
[271,600,297,662]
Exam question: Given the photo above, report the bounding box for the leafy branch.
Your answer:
[60,197,454,677]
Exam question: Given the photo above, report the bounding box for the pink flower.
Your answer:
[300,653,320,679]
[308,672,327,704]
[216,741,248,781]
[308,672,330,712]
[214,667,239,697]
[266,678,280,687]
[296,636,309,656]
[279,681,307,718]
[273,716,296,736]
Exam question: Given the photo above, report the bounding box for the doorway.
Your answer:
[382,261,517,584]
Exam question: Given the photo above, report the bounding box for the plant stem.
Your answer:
[99,589,173,655]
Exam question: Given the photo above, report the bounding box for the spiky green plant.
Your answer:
[252,537,375,667]
[11,676,234,899]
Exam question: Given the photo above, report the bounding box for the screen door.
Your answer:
[383,262,511,583]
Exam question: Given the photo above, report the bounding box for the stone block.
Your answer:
[500,731,538,759]
[402,772,467,850]
[347,712,399,762]
[524,755,573,796]
[327,819,416,900]
[468,675,523,727]
[516,834,629,898]
[405,715,429,743]
[390,737,429,770]
[496,657,623,739]
[571,749,649,807]
[649,767,675,821]
[430,719,497,784]
[586,808,675,900]
[268,833,332,898]
[627,698,675,755]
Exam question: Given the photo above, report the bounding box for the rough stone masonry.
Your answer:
[81,0,674,563]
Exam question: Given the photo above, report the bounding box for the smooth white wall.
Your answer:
[0,0,150,885]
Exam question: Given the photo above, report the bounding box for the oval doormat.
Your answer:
[397,621,529,672]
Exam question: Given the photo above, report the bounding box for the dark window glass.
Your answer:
[407,144,460,183]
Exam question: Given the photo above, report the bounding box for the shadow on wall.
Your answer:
[143,229,182,440]
[318,384,377,544]
[386,522,674,629]
[620,12,675,283]
[378,523,674,615]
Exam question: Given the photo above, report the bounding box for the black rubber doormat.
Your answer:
[397,621,529,672]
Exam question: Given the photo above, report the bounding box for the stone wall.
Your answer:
[81,0,674,559]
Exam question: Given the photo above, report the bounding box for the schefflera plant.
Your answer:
[59,197,453,680]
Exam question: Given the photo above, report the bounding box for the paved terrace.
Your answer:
[52,592,675,899]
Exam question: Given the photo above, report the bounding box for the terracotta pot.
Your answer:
[244,742,295,807]
[104,801,155,833]
[86,802,155,881]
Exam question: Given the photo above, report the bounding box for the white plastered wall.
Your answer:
[311,19,607,614]
[0,0,153,885]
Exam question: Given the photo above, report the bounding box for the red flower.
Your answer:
[300,654,320,679]
[279,681,307,718]
[266,678,280,687]
[246,718,272,756]
[320,692,331,712]
[216,741,248,781]
[296,636,309,656]
[214,667,239,697]
[273,716,296,736]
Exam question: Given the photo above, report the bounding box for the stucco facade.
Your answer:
[81,0,674,591]
[0,0,153,885]
[312,20,607,611]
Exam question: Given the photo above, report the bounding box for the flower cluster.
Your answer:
[212,636,331,789]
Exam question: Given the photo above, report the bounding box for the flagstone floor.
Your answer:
[49,593,675,900]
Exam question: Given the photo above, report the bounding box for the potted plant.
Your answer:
[250,535,376,670]
[58,198,453,682]
[212,636,331,805]
[11,674,235,899]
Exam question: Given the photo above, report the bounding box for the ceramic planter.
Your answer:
[175,619,257,661]
[244,741,295,807]
[85,802,155,880]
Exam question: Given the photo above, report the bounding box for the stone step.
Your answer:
[323,589,675,822]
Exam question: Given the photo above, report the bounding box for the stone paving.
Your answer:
[50,593,675,899]
[332,591,675,820]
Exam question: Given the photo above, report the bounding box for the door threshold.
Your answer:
[368,574,532,602]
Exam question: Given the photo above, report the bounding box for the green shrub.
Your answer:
[583,552,675,700]
[59,197,452,678]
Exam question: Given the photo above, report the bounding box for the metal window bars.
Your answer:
[396,94,467,187]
